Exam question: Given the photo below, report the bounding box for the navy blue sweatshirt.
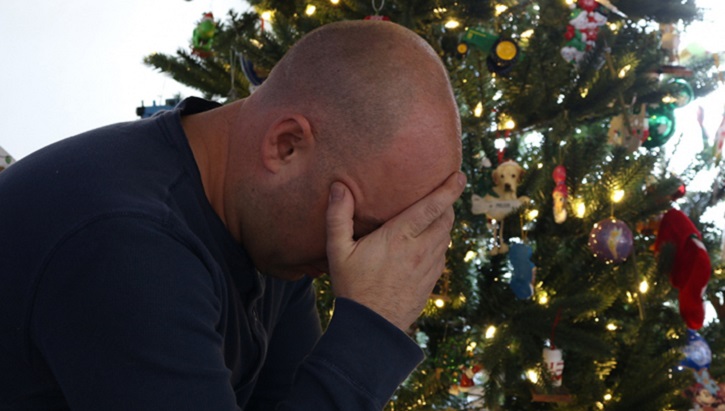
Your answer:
[0,98,423,410]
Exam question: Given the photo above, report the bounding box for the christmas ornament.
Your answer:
[471,160,529,255]
[532,316,573,403]
[654,209,712,330]
[666,78,694,108]
[714,108,725,162]
[543,347,564,387]
[588,218,634,264]
[683,382,725,411]
[607,105,649,152]
[509,243,535,299]
[642,104,676,148]
[681,329,724,410]
[458,28,520,75]
[671,182,686,201]
[364,0,391,21]
[697,106,710,149]
[682,329,712,371]
[239,53,268,90]
[449,364,485,397]
[552,165,568,223]
[560,0,610,65]
[191,12,216,58]
[660,23,680,63]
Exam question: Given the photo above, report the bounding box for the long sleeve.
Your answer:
[276,298,424,411]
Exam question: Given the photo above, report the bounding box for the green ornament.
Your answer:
[642,105,676,148]
[667,78,694,108]
[192,12,216,57]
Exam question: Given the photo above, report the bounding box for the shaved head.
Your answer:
[250,20,460,164]
[219,20,462,279]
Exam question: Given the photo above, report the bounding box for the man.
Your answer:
[0,20,464,410]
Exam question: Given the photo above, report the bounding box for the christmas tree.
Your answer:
[145,1,725,409]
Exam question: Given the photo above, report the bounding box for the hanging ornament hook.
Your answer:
[371,0,385,15]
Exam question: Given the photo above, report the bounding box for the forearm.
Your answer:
[276,298,423,411]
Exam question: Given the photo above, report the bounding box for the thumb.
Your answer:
[326,182,355,259]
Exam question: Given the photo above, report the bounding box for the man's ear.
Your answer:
[260,114,315,173]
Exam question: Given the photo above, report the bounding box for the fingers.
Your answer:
[394,171,466,238]
[325,182,355,259]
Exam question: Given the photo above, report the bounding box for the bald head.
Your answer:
[249,20,460,162]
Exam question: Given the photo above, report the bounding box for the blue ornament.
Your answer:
[588,218,634,264]
[509,243,535,299]
[240,54,267,87]
[681,329,712,371]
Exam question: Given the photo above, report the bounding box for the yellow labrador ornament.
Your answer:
[471,160,529,255]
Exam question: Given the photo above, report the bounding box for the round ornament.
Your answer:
[588,218,633,263]
[240,54,267,88]
[642,105,676,148]
[667,78,694,108]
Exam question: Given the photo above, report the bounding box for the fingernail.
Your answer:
[329,182,345,202]
[457,172,467,187]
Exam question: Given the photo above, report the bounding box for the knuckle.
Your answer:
[422,202,444,222]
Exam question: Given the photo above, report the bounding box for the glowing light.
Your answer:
[330,0,340,4]
[434,298,446,308]
[606,323,617,331]
[495,4,509,15]
[464,250,477,262]
[538,292,549,305]
[485,325,497,339]
[503,118,516,130]
[580,88,589,98]
[611,189,625,203]
[521,29,534,39]
[575,200,586,218]
[527,209,539,220]
[494,138,507,150]
[565,0,576,4]
[526,369,539,383]
[305,4,316,15]
[537,163,543,169]
[618,64,632,78]
[260,10,273,20]
[466,341,477,352]
[444,19,460,29]
[474,101,483,117]
[639,280,649,294]
[662,95,677,104]
[604,393,612,401]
